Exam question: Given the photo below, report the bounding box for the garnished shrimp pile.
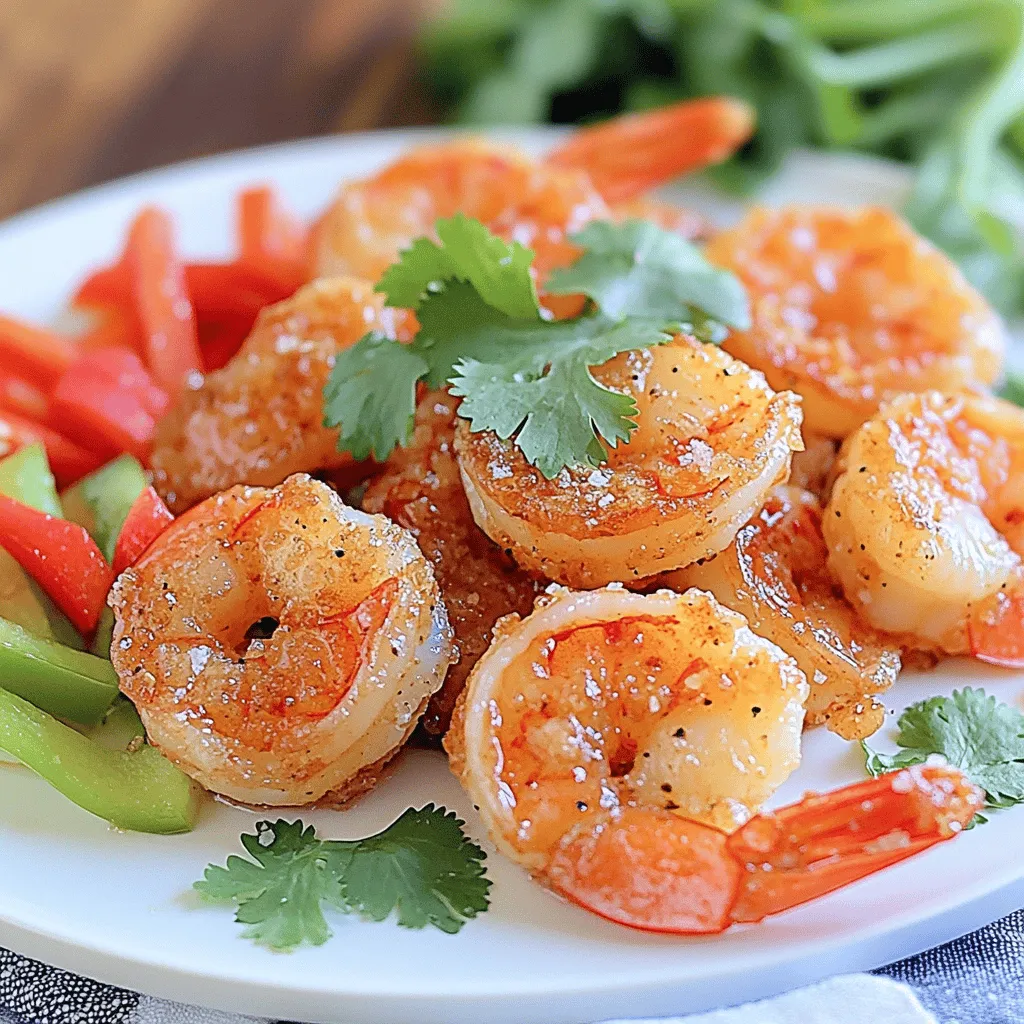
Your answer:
[101,97,1009,933]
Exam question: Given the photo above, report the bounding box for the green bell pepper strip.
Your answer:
[0,616,118,724]
[0,687,200,834]
[61,455,148,564]
[0,444,62,518]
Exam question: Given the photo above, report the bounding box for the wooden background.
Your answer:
[0,0,436,219]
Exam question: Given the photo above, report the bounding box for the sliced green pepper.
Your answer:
[0,616,118,724]
[61,455,148,563]
[0,444,62,518]
[0,688,200,834]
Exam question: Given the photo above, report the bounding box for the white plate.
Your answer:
[0,130,1021,1024]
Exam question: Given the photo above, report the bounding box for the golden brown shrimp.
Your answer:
[313,98,753,292]
[824,391,1024,666]
[448,584,979,933]
[362,389,543,739]
[668,486,900,740]
[150,278,412,513]
[455,334,803,588]
[707,207,1005,439]
[109,473,453,807]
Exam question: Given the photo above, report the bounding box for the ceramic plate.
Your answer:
[0,130,1020,1024]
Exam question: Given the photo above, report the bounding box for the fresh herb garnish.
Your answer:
[194,805,490,951]
[322,214,747,476]
[862,688,1024,822]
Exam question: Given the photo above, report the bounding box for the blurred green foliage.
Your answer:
[421,0,1024,316]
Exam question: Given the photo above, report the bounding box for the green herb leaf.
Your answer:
[452,314,671,477]
[194,806,490,951]
[195,820,352,951]
[341,805,491,933]
[378,213,541,319]
[1000,370,1024,408]
[862,688,1024,811]
[322,333,429,462]
[546,219,750,331]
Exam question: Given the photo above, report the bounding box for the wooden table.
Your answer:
[0,0,436,219]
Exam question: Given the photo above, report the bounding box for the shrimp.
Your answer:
[707,207,1006,439]
[109,473,453,807]
[824,391,1024,665]
[667,487,901,740]
[447,584,979,933]
[455,334,803,588]
[788,431,839,499]
[312,98,753,290]
[150,277,412,513]
[362,389,543,739]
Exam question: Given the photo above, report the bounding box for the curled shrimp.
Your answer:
[824,391,1024,665]
[455,334,803,588]
[668,486,901,740]
[109,473,453,807]
[362,389,542,739]
[313,98,753,293]
[447,584,979,933]
[150,277,411,513]
[707,207,1005,439]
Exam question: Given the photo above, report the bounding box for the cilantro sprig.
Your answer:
[322,213,748,477]
[194,804,490,951]
[863,688,1024,824]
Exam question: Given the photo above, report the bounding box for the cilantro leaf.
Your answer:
[378,214,541,319]
[194,820,352,951]
[452,314,671,477]
[862,688,1024,810]
[193,806,490,951]
[341,804,491,933]
[1000,370,1024,408]
[322,332,428,462]
[546,220,751,332]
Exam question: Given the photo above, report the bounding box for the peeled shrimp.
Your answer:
[362,389,542,738]
[109,473,453,806]
[455,334,803,588]
[313,98,753,292]
[668,486,901,740]
[448,584,979,933]
[150,277,411,513]
[707,207,1005,439]
[824,391,1024,665]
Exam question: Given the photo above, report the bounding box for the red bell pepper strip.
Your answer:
[186,262,289,319]
[0,373,49,422]
[49,348,170,462]
[112,486,174,576]
[0,412,104,488]
[72,262,131,311]
[198,316,253,372]
[0,495,113,635]
[968,589,1024,668]
[0,315,75,390]
[126,208,202,398]
[238,186,308,292]
[78,306,144,356]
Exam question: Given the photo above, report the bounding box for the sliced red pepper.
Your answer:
[49,347,170,462]
[198,316,253,371]
[72,262,131,311]
[186,262,288,320]
[0,412,104,488]
[0,495,113,635]
[968,588,1024,668]
[126,207,202,398]
[0,315,76,389]
[238,186,308,292]
[0,373,49,421]
[79,306,144,356]
[112,486,174,576]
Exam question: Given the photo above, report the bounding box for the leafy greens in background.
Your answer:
[421,0,1024,316]
[323,214,748,477]
[194,805,491,950]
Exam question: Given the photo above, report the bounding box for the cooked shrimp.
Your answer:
[788,431,839,498]
[668,487,901,740]
[455,334,803,588]
[150,277,412,513]
[313,98,752,290]
[824,391,1024,665]
[707,207,1005,439]
[109,473,453,806]
[448,584,979,933]
[362,389,542,739]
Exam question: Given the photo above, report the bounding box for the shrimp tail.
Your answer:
[547,765,980,935]
[546,96,755,205]
[967,588,1024,668]
[727,764,983,925]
